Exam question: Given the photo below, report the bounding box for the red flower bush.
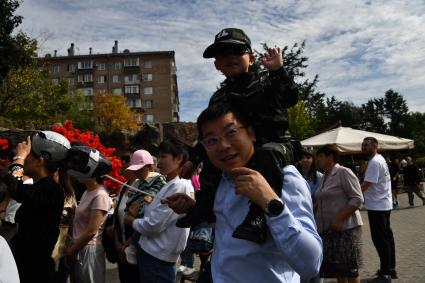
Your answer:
[52,120,125,195]
[0,139,9,151]
[0,139,9,166]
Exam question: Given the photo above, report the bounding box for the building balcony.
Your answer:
[124,78,140,85]
[77,81,94,88]
[123,66,140,74]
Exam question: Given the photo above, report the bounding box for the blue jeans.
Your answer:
[137,246,176,283]
[180,243,194,268]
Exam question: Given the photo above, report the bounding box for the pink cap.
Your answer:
[125,150,154,171]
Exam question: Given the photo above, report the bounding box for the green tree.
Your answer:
[405,112,425,156]
[360,99,387,133]
[287,101,314,139]
[383,89,409,136]
[0,66,84,129]
[0,0,37,83]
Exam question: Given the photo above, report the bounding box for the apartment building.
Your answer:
[39,41,179,124]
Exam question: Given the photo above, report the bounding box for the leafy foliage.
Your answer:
[0,66,84,129]
[0,0,37,83]
[93,93,139,134]
[287,101,314,140]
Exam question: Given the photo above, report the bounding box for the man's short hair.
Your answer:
[316,145,339,163]
[158,137,189,165]
[363,137,378,146]
[196,103,250,140]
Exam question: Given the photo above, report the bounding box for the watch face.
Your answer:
[269,199,284,216]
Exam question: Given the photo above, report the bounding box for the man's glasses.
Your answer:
[215,45,251,57]
[201,126,246,151]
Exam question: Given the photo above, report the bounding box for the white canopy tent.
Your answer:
[301,126,414,154]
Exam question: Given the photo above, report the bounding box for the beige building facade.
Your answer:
[39,41,179,124]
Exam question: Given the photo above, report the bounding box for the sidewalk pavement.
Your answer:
[106,192,425,282]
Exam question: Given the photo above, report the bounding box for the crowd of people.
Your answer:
[0,26,422,283]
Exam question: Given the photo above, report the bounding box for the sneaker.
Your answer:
[232,203,267,243]
[368,275,391,283]
[376,269,398,279]
[178,265,187,273]
[182,267,196,276]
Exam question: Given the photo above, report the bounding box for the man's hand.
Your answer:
[127,201,140,217]
[162,193,195,214]
[330,216,344,231]
[231,167,279,209]
[261,47,283,71]
[64,248,75,270]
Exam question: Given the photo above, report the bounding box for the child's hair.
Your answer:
[158,137,189,166]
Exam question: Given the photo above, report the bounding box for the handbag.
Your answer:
[102,214,118,263]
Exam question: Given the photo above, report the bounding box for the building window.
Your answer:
[68,64,77,72]
[144,87,153,95]
[112,75,120,83]
[126,98,141,108]
[144,60,152,68]
[125,85,139,94]
[97,89,107,94]
[78,61,93,69]
[113,88,122,95]
[68,78,75,85]
[142,73,152,81]
[87,100,94,110]
[144,100,152,109]
[144,114,154,123]
[97,63,106,70]
[78,73,93,83]
[124,57,139,67]
[82,88,93,96]
[51,78,59,84]
[113,62,121,70]
[124,74,139,83]
[97,75,106,83]
[52,65,60,73]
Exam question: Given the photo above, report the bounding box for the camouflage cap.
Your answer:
[203,28,252,58]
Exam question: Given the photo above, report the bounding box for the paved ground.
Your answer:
[106,192,425,282]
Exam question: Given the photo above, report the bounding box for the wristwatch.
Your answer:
[264,198,285,217]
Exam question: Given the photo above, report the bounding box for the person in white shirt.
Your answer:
[131,138,193,283]
[0,235,20,283]
[361,137,396,283]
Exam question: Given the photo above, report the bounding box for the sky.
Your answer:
[16,0,425,122]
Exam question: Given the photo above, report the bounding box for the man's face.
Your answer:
[361,139,376,157]
[407,156,413,165]
[201,112,256,173]
[214,52,255,77]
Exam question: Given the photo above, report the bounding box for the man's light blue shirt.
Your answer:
[211,165,323,283]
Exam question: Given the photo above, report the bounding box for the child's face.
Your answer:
[214,52,255,77]
[157,152,182,178]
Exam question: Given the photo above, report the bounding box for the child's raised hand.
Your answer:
[143,195,153,204]
[261,47,283,71]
